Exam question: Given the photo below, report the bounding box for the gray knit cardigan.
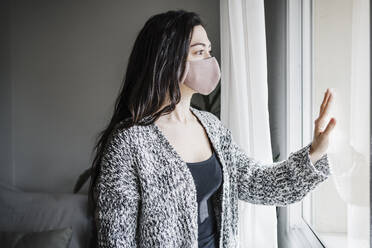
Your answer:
[93,106,332,248]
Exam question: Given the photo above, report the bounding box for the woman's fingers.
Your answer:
[319,88,330,116]
[315,89,330,136]
[321,90,333,119]
[314,117,323,137]
[315,88,335,137]
[323,118,337,136]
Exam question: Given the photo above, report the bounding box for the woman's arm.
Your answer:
[227,128,332,206]
[94,127,140,248]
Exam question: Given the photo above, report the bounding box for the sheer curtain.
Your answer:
[326,0,370,246]
[220,0,277,247]
[347,0,370,245]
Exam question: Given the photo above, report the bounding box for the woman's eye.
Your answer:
[196,50,213,55]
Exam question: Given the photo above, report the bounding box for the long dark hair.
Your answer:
[87,9,204,247]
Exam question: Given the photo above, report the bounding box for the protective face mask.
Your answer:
[179,56,221,95]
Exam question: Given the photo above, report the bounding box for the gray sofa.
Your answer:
[0,181,93,248]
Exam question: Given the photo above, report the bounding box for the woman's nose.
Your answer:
[204,53,212,59]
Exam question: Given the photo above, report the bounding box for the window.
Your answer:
[284,0,370,247]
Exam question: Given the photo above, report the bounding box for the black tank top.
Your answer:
[186,150,223,248]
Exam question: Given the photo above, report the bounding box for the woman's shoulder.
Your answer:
[104,122,143,153]
[110,120,161,149]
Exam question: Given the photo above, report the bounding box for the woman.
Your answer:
[87,10,336,248]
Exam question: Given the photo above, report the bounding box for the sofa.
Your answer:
[0,181,93,248]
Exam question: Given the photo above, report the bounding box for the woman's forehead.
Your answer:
[190,26,211,48]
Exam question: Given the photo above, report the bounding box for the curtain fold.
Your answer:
[220,0,277,247]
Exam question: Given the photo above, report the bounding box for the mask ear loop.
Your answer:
[179,60,190,84]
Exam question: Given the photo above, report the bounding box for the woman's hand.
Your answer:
[309,88,336,161]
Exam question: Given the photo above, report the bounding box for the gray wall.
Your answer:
[1,0,220,193]
[0,0,13,185]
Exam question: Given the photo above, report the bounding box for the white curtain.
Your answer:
[220,0,277,247]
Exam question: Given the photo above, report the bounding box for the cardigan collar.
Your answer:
[149,106,224,165]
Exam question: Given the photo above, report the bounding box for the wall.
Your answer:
[2,0,220,193]
[0,0,13,185]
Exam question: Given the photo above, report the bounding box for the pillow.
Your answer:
[0,181,93,248]
[0,226,72,248]
[0,181,22,192]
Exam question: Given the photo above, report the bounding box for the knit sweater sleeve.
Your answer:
[226,128,332,206]
[93,126,140,247]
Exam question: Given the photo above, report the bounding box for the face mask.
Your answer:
[179,56,221,95]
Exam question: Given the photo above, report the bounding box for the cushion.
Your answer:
[0,181,93,248]
[0,226,72,248]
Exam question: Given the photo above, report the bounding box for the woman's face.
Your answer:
[179,25,213,95]
[187,25,213,62]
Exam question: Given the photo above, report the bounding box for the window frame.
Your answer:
[278,0,327,247]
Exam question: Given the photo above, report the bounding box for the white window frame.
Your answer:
[284,0,326,247]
